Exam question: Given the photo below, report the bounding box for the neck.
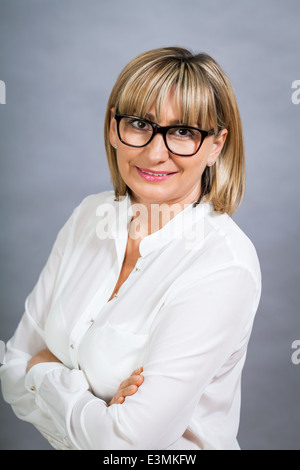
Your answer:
[128,190,201,238]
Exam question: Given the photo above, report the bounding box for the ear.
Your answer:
[207,129,228,166]
[109,108,117,148]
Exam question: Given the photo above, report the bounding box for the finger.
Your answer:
[108,369,144,407]
[108,395,123,406]
[118,374,144,391]
[118,384,139,398]
[131,366,143,376]
[108,385,138,406]
[108,394,126,406]
[116,384,139,402]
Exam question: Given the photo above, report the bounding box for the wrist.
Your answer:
[25,362,67,393]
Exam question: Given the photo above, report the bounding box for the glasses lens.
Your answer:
[118,116,203,155]
[119,117,153,147]
[166,127,202,156]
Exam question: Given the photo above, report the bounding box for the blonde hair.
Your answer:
[104,47,245,215]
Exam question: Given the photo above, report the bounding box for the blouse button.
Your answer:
[30,386,36,391]
[70,344,75,349]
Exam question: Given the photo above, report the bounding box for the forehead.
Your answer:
[118,75,216,130]
[144,90,186,125]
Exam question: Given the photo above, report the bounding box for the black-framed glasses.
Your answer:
[114,114,215,157]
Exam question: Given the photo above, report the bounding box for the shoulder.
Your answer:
[68,190,115,223]
[202,208,261,287]
[59,190,116,242]
[74,190,116,213]
[165,208,262,332]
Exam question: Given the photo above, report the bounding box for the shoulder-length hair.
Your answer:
[104,47,245,216]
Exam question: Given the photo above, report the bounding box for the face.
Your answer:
[110,90,227,208]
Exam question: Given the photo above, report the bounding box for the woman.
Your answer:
[0,47,261,450]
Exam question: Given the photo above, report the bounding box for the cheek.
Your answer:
[116,150,137,183]
[117,146,144,169]
[182,158,206,178]
[185,144,212,176]
[116,149,129,168]
[116,159,127,184]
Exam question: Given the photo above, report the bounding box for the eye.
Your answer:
[128,118,151,131]
[178,128,192,136]
[170,127,196,138]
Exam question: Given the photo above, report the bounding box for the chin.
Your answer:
[133,190,184,206]
[128,182,172,203]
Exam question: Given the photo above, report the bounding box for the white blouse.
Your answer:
[0,191,261,450]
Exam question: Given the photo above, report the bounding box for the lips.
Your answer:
[137,167,177,176]
[135,166,178,182]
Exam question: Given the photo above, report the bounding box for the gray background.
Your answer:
[0,0,299,450]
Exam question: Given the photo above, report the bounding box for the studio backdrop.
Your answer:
[0,0,299,450]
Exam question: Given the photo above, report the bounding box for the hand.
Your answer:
[108,366,144,407]
[26,348,62,373]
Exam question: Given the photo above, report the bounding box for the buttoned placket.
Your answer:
[65,196,207,368]
[66,260,120,367]
[67,277,116,369]
[66,200,133,368]
[108,256,144,301]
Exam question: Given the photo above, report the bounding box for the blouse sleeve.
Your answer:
[21,263,261,450]
[0,201,89,450]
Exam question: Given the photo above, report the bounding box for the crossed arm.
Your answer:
[2,266,257,450]
[0,197,260,450]
[26,348,144,407]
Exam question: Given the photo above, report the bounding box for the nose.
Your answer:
[143,132,170,163]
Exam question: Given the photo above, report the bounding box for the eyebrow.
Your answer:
[144,112,181,126]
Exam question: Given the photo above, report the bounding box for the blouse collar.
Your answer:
[97,192,214,258]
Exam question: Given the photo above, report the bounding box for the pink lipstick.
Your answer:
[136,166,178,182]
